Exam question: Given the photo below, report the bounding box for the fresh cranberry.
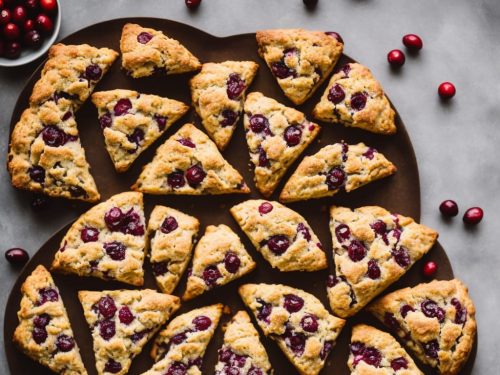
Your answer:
[451,298,467,324]
[161,216,178,234]
[400,304,415,318]
[392,247,410,268]
[421,299,445,322]
[114,98,132,116]
[384,312,400,331]
[170,332,187,345]
[367,260,381,279]
[99,319,116,340]
[325,167,345,190]
[0,9,11,26]
[300,314,318,332]
[177,138,195,148]
[224,251,241,273]
[370,220,387,237]
[390,356,408,370]
[226,73,246,100]
[24,19,35,32]
[24,29,43,50]
[266,235,290,255]
[29,166,45,183]
[320,341,334,360]
[362,147,376,160]
[387,49,406,66]
[42,125,68,147]
[325,31,343,43]
[5,248,29,265]
[348,240,367,262]
[284,125,302,146]
[283,329,306,355]
[257,299,272,322]
[97,296,117,318]
[40,0,58,13]
[439,199,458,217]
[32,326,48,344]
[80,227,99,243]
[99,112,112,129]
[185,0,201,9]
[137,31,153,44]
[167,171,186,189]
[193,315,212,331]
[104,207,124,231]
[84,64,102,81]
[463,207,483,225]
[127,128,145,149]
[3,23,19,40]
[423,260,438,277]
[12,6,27,24]
[257,147,270,167]
[335,224,350,242]
[152,261,168,276]
[283,294,304,313]
[119,306,135,325]
[202,265,222,286]
[25,0,39,13]
[4,41,21,58]
[104,241,126,261]
[403,34,423,51]
[38,288,58,305]
[438,82,456,99]
[327,84,345,104]
[303,0,318,8]
[258,202,273,214]
[220,109,238,127]
[56,335,74,352]
[297,223,311,241]
[34,314,51,328]
[271,61,296,79]
[185,165,206,187]
[35,13,52,34]
[350,92,368,111]
[249,114,269,133]
[423,340,439,359]
[104,359,122,374]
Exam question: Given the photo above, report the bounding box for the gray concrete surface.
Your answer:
[1,0,499,373]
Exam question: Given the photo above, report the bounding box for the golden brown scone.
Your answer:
[256,29,343,105]
[313,63,396,134]
[279,142,396,203]
[327,206,438,318]
[91,89,188,172]
[78,289,180,375]
[132,123,250,195]
[368,279,477,375]
[120,23,201,78]
[243,92,320,197]
[190,61,258,150]
[13,265,88,375]
[51,192,147,286]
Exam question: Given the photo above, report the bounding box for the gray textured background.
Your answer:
[1,0,498,373]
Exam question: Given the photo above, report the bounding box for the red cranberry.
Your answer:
[114,98,132,116]
[85,64,102,81]
[362,347,382,367]
[81,227,99,243]
[283,329,306,355]
[99,112,112,129]
[185,165,206,187]
[152,261,168,276]
[325,31,343,43]
[362,147,376,160]
[300,314,318,332]
[25,0,39,13]
[127,128,145,149]
[219,348,233,363]
[226,73,246,100]
[423,261,438,277]
[161,216,178,234]
[402,34,423,51]
[335,224,350,242]
[119,306,135,325]
[56,335,75,352]
[297,223,311,241]
[4,41,21,58]
[33,314,50,328]
[284,125,302,146]
[258,202,273,214]
[35,13,52,34]
[438,82,456,99]
[152,114,167,131]
[171,332,187,345]
[220,109,238,127]
[185,0,201,9]
[24,29,42,49]
[248,367,263,375]
[0,9,11,26]
[423,340,439,359]
[348,240,367,262]
[384,312,400,331]
[4,23,20,40]
[224,251,241,273]
[257,147,270,167]
[104,207,124,231]
[177,138,196,148]
[12,6,27,24]
[392,247,410,268]
[167,362,187,375]
[137,31,153,44]
[387,49,405,66]
[167,171,186,189]
[320,341,334,360]
[249,114,269,133]
[390,357,408,370]
[463,207,483,225]
[266,235,290,255]
[370,220,387,236]
[451,298,467,324]
[350,92,368,111]
[42,125,69,147]
[257,299,272,322]
[202,265,222,286]
[367,260,381,279]
[29,166,45,183]
[400,304,415,318]
[193,315,212,331]
[38,288,58,305]
[271,61,296,79]
[32,326,48,344]
[326,167,345,190]
[303,0,318,8]
[40,0,58,13]
[97,296,117,318]
[99,319,116,340]
[104,359,122,374]
[439,199,458,217]
[104,241,126,261]
[283,294,304,313]
[5,248,29,265]
[327,83,345,104]
[421,299,445,322]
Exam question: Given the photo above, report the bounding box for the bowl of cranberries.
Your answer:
[0,0,60,67]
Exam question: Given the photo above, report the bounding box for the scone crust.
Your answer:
[313,63,396,135]
[279,142,397,203]
[368,279,477,375]
[91,89,189,172]
[256,29,343,105]
[230,199,327,271]
[328,206,438,318]
[190,61,258,150]
[132,123,250,195]
[243,92,320,197]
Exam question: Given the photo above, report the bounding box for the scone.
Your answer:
[215,311,272,375]
[279,142,396,203]
[132,123,250,195]
[144,304,223,375]
[182,224,256,301]
[239,283,345,375]
[51,192,147,286]
[8,98,100,202]
[148,205,200,294]
[230,200,327,272]
[120,23,201,78]
[243,92,320,197]
[78,289,180,375]
[369,279,477,375]
[348,324,423,374]
[13,265,87,375]
[29,43,118,110]
[256,29,343,105]
[313,63,396,134]
[190,61,258,150]
[327,206,438,318]
[91,89,189,172]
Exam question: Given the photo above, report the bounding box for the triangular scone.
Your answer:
[91,90,189,172]
[279,142,396,203]
[132,123,250,195]
[369,280,477,375]
[313,62,396,135]
[148,205,200,294]
[120,23,201,78]
[215,310,272,375]
[231,200,327,272]
[239,283,345,375]
[348,324,423,374]
[8,98,100,202]
[256,29,343,105]
[78,289,180,375]
[13,265,87,375]
[243,92,320,197]
[190,61,258,150]
[327,206,438,318]
[51,192,147,286]
[145,304,223,375]
[30,43,118,110]
[182,224,256,301]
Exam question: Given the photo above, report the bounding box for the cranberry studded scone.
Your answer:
[78,289,180,375]
[91,89,189,172]
[313,63,396,135]
[231,200,327,272]
[8,98,100,202]
[327,206,438,318]
[239,283,345,375]
[29,43,118,110]
[190,61,258,150]
[13,265,87,375]
[369,279,477,375]
[279,142,396,203]
[243,92,320,197]
[148,205,200,294]
[182,224,256,301]
[256,29,343,105]
[144,304,223,375]
[120,23,201,78]
[348,324,423,374]
[132,123,250,195]
[215,311,273,375]
[51,192,147,286]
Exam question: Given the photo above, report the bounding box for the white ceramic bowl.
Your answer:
[0,0,61,67]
